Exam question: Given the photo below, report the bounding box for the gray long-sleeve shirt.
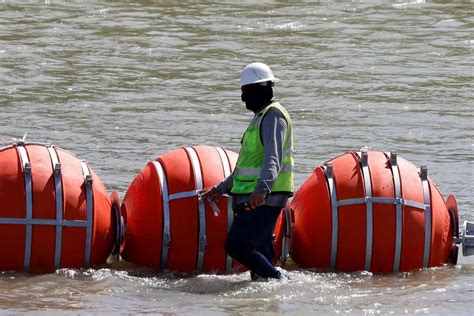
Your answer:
[215,105,291,208]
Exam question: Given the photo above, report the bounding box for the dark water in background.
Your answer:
[0,1,473,314]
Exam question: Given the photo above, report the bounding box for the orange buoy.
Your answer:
[121,145,240,273]
[0,142,116,272]
[290,150,455,273]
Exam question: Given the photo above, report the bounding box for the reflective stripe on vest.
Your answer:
[231,102,294,194]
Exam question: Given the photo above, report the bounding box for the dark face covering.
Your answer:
[241,82,274,113]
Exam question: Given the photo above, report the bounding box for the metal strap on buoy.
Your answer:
[15,143,33,269]
[420,165,432,267]
[184,147,207,272]
[80,160,94,267]
[357,151,373,271]
[323,162,338,269]
[215,147,234,273]
[47,146,64,269]
[280,205,293,264]
[151,160,171,271]
[388,151,403,272]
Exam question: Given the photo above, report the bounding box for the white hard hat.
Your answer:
[240,62,280,87]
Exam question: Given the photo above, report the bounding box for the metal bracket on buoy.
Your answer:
[111,191,125,258]
[323,162,338,269]
[280,205,293,264]
[358,150,374,271]
[388,151,403,272]
[454,221,474,257]
[419,165,432,268]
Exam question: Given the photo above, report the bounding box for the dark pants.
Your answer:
[224,204,282,279]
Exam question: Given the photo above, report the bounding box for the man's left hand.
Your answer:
[248,191,267,209]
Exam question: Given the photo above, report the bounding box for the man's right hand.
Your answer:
[199,186,223,202]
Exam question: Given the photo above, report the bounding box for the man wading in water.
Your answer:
[202,62,294,280]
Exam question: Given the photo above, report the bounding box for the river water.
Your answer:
[1,0,473,314]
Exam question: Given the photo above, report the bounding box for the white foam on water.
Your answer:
[271,21,304,32]
[392,0,426,9]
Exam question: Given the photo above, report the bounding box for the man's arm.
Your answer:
[200,173,233,202]
[256,107,287,193]
[215,174,233,194]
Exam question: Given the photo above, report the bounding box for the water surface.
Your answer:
[1,1,473,314]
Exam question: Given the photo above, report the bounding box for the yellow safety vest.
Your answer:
[231,102,294,194]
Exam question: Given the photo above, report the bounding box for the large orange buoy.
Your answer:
[290,150,456,273]
[121,145,289,273]
[0,142,117,272]
[121,146,239,273]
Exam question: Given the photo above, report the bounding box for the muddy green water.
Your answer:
[1,1,473,314]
